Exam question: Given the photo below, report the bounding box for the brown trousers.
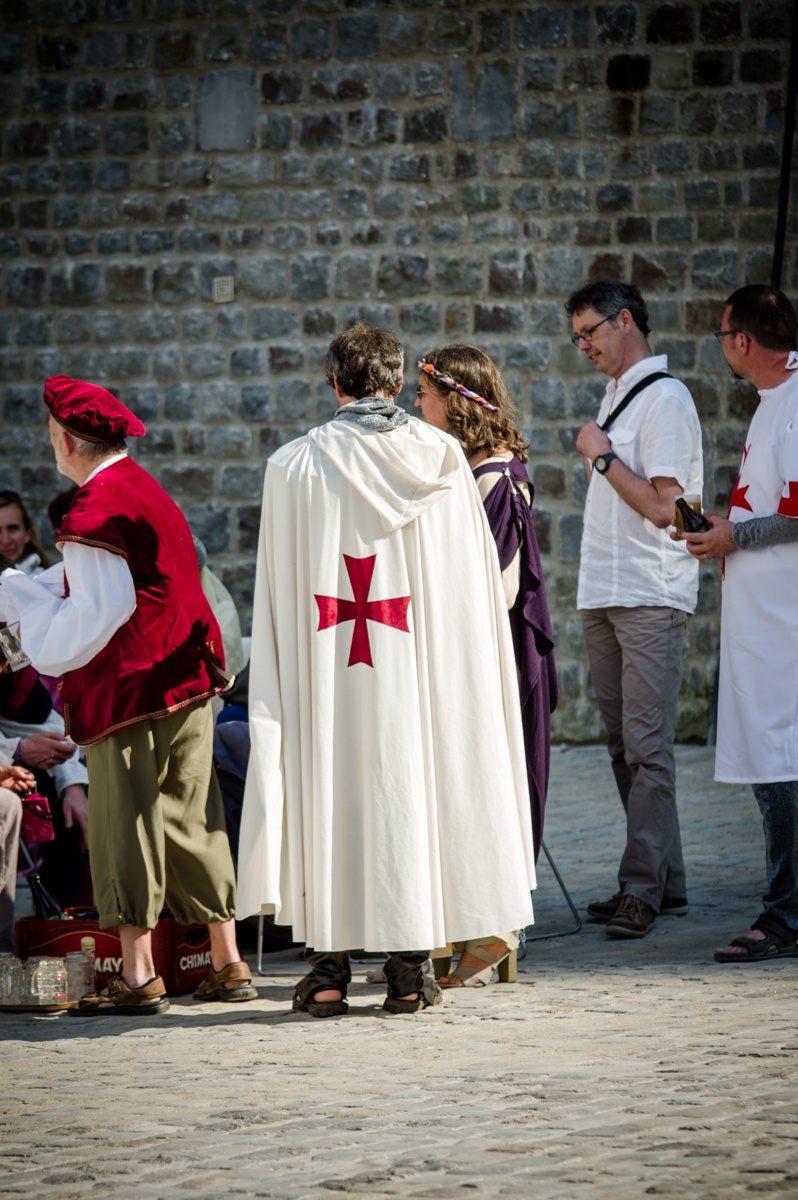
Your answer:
[85,700,237,930]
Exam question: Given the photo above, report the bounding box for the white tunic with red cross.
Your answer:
[717,369,798,783]
[237,415,536,952]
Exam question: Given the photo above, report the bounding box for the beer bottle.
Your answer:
[675,497,711,534]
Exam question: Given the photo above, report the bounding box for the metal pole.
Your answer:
[771,0,798,289]
[522,838,582,946]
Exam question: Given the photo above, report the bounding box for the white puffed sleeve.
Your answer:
[0,542,136,676]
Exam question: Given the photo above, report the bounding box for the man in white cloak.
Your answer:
[237,323,536,1016]
[682,286,798,964]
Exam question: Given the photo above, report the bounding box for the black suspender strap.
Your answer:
[599,371,672,433]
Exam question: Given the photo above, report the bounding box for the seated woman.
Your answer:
[413,345,558,987]
[0,761,35,951]
[0,659,89,910]
[0,491,52,577]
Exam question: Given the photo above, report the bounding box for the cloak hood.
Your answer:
[308,415,463,534]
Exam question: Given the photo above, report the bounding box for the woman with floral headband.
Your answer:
[414,344,558,987]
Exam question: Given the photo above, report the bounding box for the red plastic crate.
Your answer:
[15,909,212,996]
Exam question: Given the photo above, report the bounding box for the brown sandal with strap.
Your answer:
[68,974,169,1017]
[193,961,258,1003]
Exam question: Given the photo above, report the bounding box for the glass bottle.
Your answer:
[674,496,710,534]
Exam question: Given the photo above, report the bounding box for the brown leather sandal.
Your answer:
[383,985,442,1014]
[68,974,169,1017]
[193,961,258,1003]
[292,981,349,1018]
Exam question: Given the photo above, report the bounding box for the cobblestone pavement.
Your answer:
[3,745,797,1200]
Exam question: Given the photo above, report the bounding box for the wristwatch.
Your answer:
[593,451,617,475]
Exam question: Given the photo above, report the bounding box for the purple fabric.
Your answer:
[473,456,558,859]
[39,673,64,717]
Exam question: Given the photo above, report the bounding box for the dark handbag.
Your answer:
[20,792,56,844]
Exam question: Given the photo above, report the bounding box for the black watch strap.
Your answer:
[594,452,617,474]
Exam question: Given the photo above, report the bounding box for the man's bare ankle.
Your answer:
[122,971,157,989]
[314,988,343,1002]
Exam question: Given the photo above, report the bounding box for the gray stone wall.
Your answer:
[1,0,795,740]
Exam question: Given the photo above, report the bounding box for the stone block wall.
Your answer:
[0,0,795,740]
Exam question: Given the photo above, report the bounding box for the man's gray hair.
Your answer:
[72,434,128,461]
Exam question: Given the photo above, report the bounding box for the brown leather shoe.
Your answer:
[589,892,689,923]
[193,961,258,1003]
[586,891,624,922]
[605,895,657,939]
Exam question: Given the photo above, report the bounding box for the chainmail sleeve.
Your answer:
[732,511,798,550]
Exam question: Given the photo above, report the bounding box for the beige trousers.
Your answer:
[0,787,21,952]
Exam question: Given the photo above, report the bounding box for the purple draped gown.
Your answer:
[473,456,558,861]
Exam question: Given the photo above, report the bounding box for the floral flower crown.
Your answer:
[417,361,498,411]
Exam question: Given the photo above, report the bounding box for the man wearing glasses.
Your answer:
[564,281,703,938]
[682,285,798,963]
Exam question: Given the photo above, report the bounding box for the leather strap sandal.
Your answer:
[383,984,442,1014]
[714,917,798,963]
[68,974,169,1017]
[292,982,349,1018]
[438,939,514,988]
[193,961,258,1002]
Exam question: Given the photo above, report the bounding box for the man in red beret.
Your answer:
[0,376,257,1015]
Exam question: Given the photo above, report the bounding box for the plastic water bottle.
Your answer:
[66,952,89,1000]
[81,937,96,995]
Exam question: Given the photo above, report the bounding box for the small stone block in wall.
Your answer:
[196,70,256,151]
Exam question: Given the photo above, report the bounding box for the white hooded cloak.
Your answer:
[236,415,536,951]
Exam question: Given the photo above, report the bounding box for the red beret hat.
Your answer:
[44,375,146,443]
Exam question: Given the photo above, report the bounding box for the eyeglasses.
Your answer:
[714,329,742,341]
[570,313,619,347]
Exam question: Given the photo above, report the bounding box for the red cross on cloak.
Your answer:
[727,443,753,516]
[723,444,753,582]
[315,553,411,668]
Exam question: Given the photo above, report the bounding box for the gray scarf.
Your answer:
[334,396,409,432]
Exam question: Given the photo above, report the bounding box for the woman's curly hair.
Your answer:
[418,344,528,463]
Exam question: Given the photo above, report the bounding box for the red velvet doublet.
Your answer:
[58,456,227,745]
